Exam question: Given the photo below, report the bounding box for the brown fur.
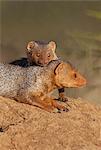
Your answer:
[0,60,86,112]
[26,41,58,66]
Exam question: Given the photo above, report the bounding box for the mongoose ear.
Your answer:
[27,41,38,52]
[54,62,65,75]
[48,41,56,52]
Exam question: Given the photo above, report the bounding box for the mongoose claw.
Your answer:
[52,107,68,113]
[63,108,69,112]
[52,108,61,113]
[60,106,69,112]
[66,103,71,108]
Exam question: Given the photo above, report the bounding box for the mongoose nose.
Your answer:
[79,78,87,86]
[45,60,48,64]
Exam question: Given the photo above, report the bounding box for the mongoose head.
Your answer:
[26,41,58,66]
[54,62,87,88]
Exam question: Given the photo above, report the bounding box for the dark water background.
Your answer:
[0,1,101,104]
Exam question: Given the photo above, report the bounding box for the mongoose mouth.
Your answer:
[37,63,48,67]
[66,78,87,88]
[74,79,87,87]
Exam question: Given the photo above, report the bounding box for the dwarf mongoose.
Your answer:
[0,60,86,112]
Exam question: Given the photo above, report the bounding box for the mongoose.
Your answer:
[10,41,58,67]
[10,41,66,102]
[0,60,86,112]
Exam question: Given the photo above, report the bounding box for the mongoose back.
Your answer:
[0,60,86,112]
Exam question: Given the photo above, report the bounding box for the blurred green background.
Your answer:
[0,1,101,104]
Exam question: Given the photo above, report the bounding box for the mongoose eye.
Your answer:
[73,73,77,78]
[48,53,51,57]
[36,53,40,57]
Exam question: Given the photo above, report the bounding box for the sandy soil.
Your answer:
[0,96,101,150]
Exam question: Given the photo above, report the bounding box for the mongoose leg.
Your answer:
[26,96,69,113]
[42,97,69,112]
[24,96,57,112]
[58,88,68,102]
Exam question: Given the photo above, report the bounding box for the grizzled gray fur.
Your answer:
[0,60,59,100]
[0,60,86,112]
[0,60,67,113]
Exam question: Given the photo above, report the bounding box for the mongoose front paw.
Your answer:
[52,107,69,113]
[52,100,69,113]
